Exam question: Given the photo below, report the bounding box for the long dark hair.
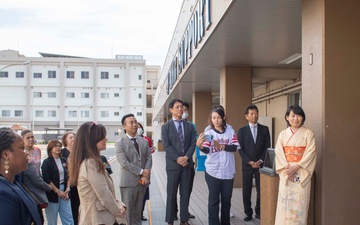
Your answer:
[209,107,227,130]
[68,122,106,185]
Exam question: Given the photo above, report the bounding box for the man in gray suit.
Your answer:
[116,114,152,225]
[162,99,196,225]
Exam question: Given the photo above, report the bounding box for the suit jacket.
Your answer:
[41,156,68,203]
[115,135,152,187]
[77,159,126,225]
[0,176,42,225]
[22,162,52,204]
[161,120,196,170]
[237,123,270,169]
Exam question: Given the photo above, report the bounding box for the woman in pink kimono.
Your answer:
[275,105,316,225]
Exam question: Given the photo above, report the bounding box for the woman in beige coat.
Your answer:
[69,122,127,225]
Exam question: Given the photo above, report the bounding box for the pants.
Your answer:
[205,172,234,225]
[242,167,260,216]
[165,167,191,223]
[120,184,146,225]
[45,184,74,225]
[175,167,195,215]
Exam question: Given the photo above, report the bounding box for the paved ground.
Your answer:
[39,145,260,225]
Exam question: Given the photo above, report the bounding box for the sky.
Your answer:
[0,0,183,66]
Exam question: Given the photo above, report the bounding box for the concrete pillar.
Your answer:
[220,66,252,188]
[302,0,360,224]
[260,174,279,225]
[192,92,212,134]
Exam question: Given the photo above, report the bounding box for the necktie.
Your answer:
[131,138,139,154]
[177,120,184,153]
[251,125,257,144]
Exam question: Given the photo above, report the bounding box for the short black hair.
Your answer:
[285,105,306,126]
[183,102,190,110]
[121,113,135,125]
[168,99,183,109]
[244,104,258,115]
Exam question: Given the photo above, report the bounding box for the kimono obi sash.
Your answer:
[283,146,306,162]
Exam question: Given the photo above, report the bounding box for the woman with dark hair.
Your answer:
[61,131,75,160]
[41,139,73,225]
[196,107,240,225]
[0,128,41,225]
[21,129,42,174]
[68,122,126,225]
[274,105,316,225]
[61,131,80,225]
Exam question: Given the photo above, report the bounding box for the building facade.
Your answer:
[0,50,160,142]
[152,0,360,224]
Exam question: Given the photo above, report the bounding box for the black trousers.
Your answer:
[242,167,260,217]
[174,167,195,214]
[205,172,234,225]
[165,167,191,223]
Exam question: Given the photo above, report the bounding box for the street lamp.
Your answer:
[0,61,30,71]
[77,103,92,128]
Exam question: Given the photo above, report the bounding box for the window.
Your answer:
[114,74,119,78]
[33,92,42,98]
[33,73,42,78]
[0,72,8,78]
[288,92,302,107]
[138,93,142,99]
[14,110,23,117]
[100,93,109,99]
[48,92,56,98]
[66,92,75,98]
[66,71,75,79]
[68,111,77,117]
[81,110,89,117]
[101,111,109,117]
[81,71,89,79]
[114,93,119,97]
[81,92,90,98]
[137,112,142,116]
[48,71,56,78]
[114,112,119,116]
[1,110,10,117]
[101,72,109,79]
[138,74,142,80]
[16,72,24,78]
[35,110,44,117]
[114,131,119,136]
[48,110,57,117]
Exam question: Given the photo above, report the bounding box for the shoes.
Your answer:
[174,215,178,220]
[180,222,190,225]
[188,213,195,219]
[141,215,147,221]
[230,212,234,218]
[244,215,252,221]
[255,214,260,220]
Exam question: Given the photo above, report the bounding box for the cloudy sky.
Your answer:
[0,0,183,66]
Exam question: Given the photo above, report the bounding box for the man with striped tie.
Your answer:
[161,99,197,225]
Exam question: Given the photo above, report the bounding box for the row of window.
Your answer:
[33,92,142,99]
[1,110,143,118]
[0,71,143,80]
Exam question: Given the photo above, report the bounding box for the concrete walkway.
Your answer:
[110,151,261,225]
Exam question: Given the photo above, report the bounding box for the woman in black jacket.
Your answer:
[41,139,73,225]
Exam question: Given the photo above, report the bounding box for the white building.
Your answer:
[0,50,160,142]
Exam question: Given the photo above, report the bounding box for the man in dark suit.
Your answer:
[162,99,196,225]
[116,114,152,225]
[237,104,270,221]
